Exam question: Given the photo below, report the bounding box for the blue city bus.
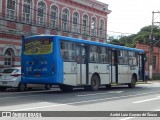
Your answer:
[21,35,146,91]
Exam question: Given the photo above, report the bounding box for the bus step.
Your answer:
[111,83,118,86]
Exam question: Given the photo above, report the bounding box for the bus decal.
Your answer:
[24,38,52,55]
[71,62,77,73]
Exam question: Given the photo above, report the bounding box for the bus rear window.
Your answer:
[24,38,52,55]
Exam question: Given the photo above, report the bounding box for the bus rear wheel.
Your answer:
[0,87,7,91]
[45,84,52,90]
[128,75,136,88]
[59,85,73,92]
[18,82,26,91]
[90,75,100,91]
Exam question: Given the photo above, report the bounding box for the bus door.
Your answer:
[138,54,145,81]
[109,50,118,83]
[76,44,88,85]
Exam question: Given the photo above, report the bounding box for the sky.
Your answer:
[98,0,160,36]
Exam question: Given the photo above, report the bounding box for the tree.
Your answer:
[109,39,120,45]
[117,25,160,47]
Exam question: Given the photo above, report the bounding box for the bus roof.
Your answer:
[24,35,145,54]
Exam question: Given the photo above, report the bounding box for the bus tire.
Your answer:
[0,87,7,91]
[59,85,73,92]
[90,74,100,91]
[105,84,111,89]
[45,84,51,90]
[18,82,26,91]
[128,75,136,88]
[84,86,91,91]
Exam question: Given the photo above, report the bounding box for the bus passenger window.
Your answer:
[90,46,98,62]
[76,55,81,63]
[61,51,68,60]
[99,47,109,63]
[60,41,75,61]
[118,50,128,64]
[129,51,137,65]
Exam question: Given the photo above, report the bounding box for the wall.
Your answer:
[136,42,160,75]
[0,0,111,68]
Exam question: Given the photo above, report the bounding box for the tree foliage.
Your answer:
[109,25,160,47]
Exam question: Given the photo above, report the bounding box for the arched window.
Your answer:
[99,19,105,38]
[0,0,2,15]
[37,1,46,25]
[72,12,79,33]
[91,17,97,36]
[50,5,58,28]
[7,0,17,20]
[23,0,32,23]
[82,14,89,35]
[4,48,15,67]
[62,8,69,31]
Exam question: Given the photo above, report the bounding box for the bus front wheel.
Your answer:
[59,85,73,92]
[90,75,100,91]
[105,84,111,89]
[128,75,136,88]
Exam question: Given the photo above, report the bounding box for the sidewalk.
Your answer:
[144,80,160,84]
[137,80,160,84]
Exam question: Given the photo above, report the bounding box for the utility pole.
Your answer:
[149,11,160,80]
[149,11,154,80]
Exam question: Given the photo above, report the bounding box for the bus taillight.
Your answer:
[35,74,41,77]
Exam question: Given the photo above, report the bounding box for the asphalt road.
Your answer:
[0,82,160,120]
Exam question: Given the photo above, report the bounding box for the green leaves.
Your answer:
[110,25,160,47]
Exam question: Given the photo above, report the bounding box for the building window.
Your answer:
[72,12,79,33]
[4,48,14,67]
[0,0,2,15]
[91,17,97,36]
[62,8,69,31]
[82,14,89,35]
[37,1,46,25]
[7,0,16,20]
[99,19,105,38]
[50,5,58,29]
[153,55,156,69]
[23,0,32,23]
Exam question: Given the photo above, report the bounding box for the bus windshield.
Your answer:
[24,38,52,55]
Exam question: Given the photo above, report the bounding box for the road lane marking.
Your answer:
[10,92,160,111]
[0,95,40,100]
[0,89,54,95]
[77,91,124,97]
[77,92,109,97]
[155,109,160,111]
[108,91,124,94]
[120,117,134,120]
[133,96,160,103]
